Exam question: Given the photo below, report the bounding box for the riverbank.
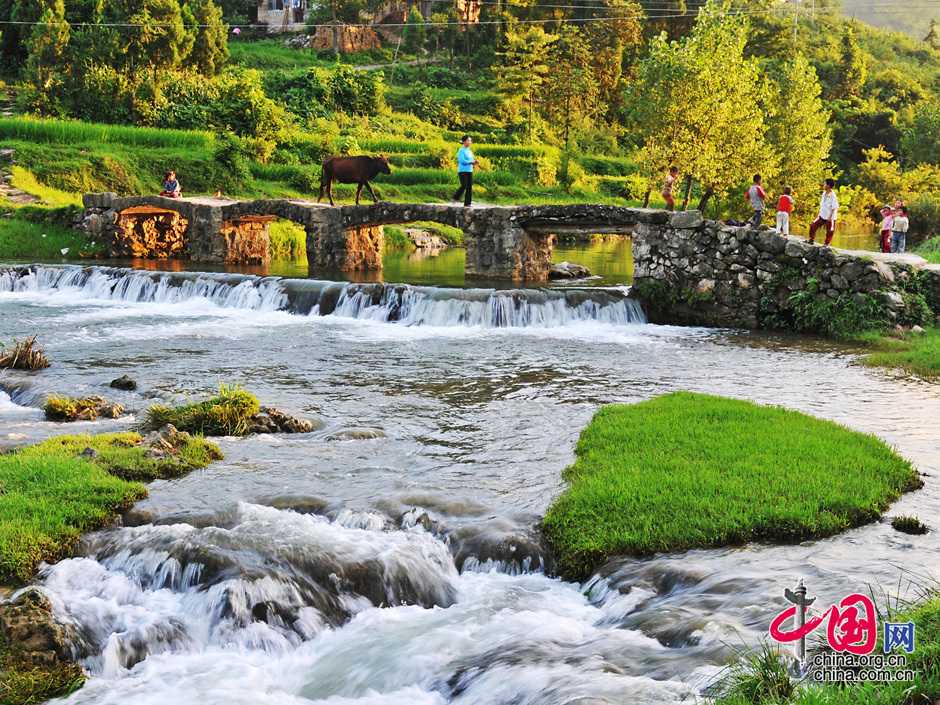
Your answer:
[542,392,921,580]
[860,327,940,379]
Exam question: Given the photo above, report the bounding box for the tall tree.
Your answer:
[120,0,194,74]
[23,0,70,111]
[628,0,773,210]
[495,23,555,140]
[542,25,599,154]
[925,18,940,50]
[836,23,867,99]
[584,0,642,116]
[185,0,228,75]
[401,4,427,55]
[766,53,832,215]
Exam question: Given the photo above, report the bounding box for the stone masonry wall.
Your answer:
[631,211,940,329]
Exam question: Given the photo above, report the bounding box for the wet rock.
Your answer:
[142,423,206,460]
[248,406,319,434]
[79,447,98,460]
[109,374,138,391]
[326,427,387,441]
[549,261,592,280]
[44,394,123,422]
[0,587,75,667]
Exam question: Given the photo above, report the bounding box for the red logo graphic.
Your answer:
[770,592,877,655]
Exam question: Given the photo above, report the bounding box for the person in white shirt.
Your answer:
[891,206,910,253]
[808,178,839,246]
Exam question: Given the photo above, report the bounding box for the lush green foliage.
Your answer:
[542,392,919,579]
[145,383,260,436]
[915,236,940,263]
[0,431,221,582]
[892,515,929,534]
[0,217,103,260]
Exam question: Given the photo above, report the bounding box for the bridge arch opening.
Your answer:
[113,205,189,259]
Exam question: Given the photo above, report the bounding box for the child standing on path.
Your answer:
[808,179,839,246]
[662,166,679,211]
[891,206,910,253]
[745,174,766,228]
[878,205,894,253]
[775,186,794,236]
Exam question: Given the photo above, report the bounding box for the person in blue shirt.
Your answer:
[452,135,478,207]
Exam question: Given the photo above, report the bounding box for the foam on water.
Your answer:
[37,504,696,705]
[0,264,647,331]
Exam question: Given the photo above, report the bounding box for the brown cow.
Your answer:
[318,155,392,206]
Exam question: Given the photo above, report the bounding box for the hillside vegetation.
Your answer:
[2,0,940,236]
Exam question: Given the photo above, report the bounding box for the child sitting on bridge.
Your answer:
[161,171,182,198]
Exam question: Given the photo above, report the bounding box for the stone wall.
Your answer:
[219,216,273,265]
[631,211,940,329]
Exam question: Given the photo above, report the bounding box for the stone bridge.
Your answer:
[80,193,940,328]
[81,194,664,281]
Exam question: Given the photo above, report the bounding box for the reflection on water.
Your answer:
[19,236,636,288]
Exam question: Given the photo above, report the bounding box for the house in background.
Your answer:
[257,0,309,32]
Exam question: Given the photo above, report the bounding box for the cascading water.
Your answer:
[3,255,939,705]
[0,264,646,328]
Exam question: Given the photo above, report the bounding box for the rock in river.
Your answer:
[549,261,592,280]
[109,374,138,391]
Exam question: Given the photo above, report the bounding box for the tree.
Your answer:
[584,0,642,116]
[627,0,773,211]
[542,25,599,155]
[121,0,194,74]
[925,19,940,50]
[186,0,228,75]
[901,102,940,167]
[495,23,555,140]
[23,0,70,112]
[401,4,427,56]
[835,23,867,99]
[766,54,832,215]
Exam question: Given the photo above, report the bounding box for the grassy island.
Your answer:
[0,431,221,584]
[543,392,921,579]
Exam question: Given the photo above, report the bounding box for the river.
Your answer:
[0,235,937,705]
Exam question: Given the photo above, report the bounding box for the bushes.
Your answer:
[144,383,260,436]
[327,65,385,116]
[774,278,887,338]
[405,84,461,128]
[263,68,329,121]
[907,192,940,238]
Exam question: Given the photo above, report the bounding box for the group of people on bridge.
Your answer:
[665,167,912,252]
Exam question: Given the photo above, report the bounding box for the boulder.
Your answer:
[669,210,704,229]
[326,428,387,441]
[549,261,592,280]
[249,407,319,434]
[0,588,75,667]
[109,374,138,391]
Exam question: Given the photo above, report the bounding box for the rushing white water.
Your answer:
[35,503,699,705]
[0,264,646,328]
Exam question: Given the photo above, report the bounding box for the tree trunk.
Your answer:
[642,189,651,208]
[680,175,693,210]
[697,187,715,213]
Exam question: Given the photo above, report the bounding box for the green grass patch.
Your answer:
[0,640,84,705]
[542,392,920,579]
[915,236,940,264]
[144,383,260,436]
[0,116,212,151]
[861,327,940,379]
[7,167,81,208]
[0,217,104,260]
[0,432,221,583]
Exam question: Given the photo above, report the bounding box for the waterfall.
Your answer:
[0,264,646,328]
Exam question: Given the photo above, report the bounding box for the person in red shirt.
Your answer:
[775,186,794,236]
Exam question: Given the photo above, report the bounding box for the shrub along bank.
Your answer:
[542,392,921,580]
